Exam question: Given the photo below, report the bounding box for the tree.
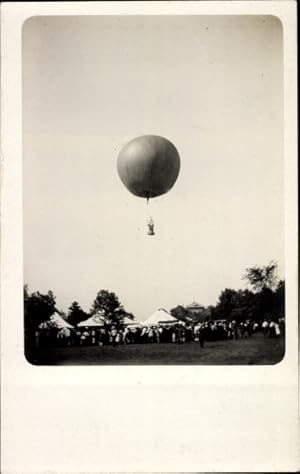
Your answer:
[232,289,256,322]
[242,262,283,320]
[243,261,279,292]
[215,288,237,320]
[188,306,211,323]
[170,305,190,322]
[206,305,217,321]
[67,301,89,326]
[170,304,212,323]
[24,286,57,332]
[274,279,285,318]
[90,290,133,326]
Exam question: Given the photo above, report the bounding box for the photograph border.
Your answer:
[1,2,298,472]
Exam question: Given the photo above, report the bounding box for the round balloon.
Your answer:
[117,135,180,199]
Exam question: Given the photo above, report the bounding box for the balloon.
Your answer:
[117,135,180,199]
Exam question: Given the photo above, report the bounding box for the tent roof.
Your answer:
[77,316,105,327]
[143,308,178,326]
[39,312,74,329]
[123,316,140,326]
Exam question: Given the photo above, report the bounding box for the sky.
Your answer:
[23,15,284,321]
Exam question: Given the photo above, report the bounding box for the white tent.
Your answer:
[123,316,141,326]
[77,315,105,327]
[39,312,74,329]
[143,308,179,326]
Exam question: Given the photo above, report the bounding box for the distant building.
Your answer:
[185,301,205,314]
[184,302,213,322]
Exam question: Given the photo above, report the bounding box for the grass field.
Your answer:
[27,332,285,365]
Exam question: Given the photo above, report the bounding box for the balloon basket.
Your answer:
[147,217,155,236]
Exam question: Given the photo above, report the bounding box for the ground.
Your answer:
[26,332,285,365]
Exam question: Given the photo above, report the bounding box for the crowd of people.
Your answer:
[34,317,285,349]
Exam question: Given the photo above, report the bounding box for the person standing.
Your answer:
[115,329,122,346]
[35,329,40,349]
[148,327,154,343]
[231,320,238,340]
[179,325,186,344]
[269,320,275,338]
[274,321,281,337]
[111,326,118,346]
[197,324,205,348]
[262,319,269,337]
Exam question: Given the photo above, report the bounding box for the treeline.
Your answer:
[24,288,134,335]
[24,261,284,336]
[171,261,284,324]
